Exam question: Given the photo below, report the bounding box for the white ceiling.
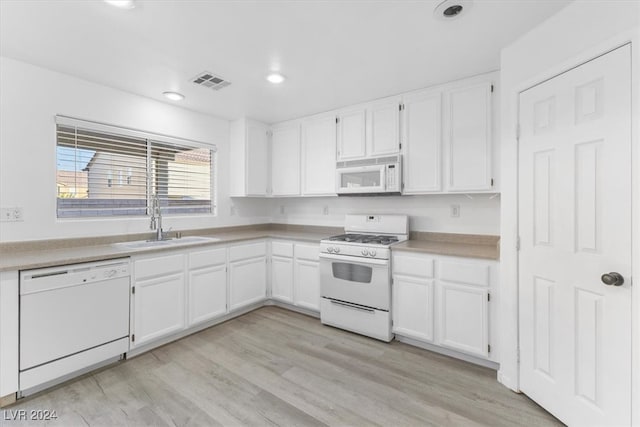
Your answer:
[0,0,570,124]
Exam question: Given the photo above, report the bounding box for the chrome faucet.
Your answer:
[149,194,167,241]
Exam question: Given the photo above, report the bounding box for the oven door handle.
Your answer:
[319,253,389,266]
[330,299,375,313]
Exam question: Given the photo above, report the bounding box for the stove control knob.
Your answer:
[327,247,334,253]
[370,250,376,257]
[361,249,368,256]
[334,247,340,254]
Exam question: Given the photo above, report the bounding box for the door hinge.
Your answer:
[131,286,135,294]
[488,344,491,353]
[487,293,491,302]
[491,84,494,93]
[399,143,402,150]
[490,178,494,187]
[131,334,135,343]
[516,236,521,251]
[336,117,339,124]
[399,104,405,111]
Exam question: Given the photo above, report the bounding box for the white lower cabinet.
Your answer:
[132,253,186,347]
[293,243,320,311]
[187,248,227,326]
[392,275,434,342]
[229,241,267,311]
[392,251,497,361]
[269,241,320,312]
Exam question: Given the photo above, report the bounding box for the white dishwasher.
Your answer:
[19,259,130,392]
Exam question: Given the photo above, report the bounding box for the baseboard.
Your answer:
[0,393,16,408]
[395,335,500,370]
[265,300,320,318]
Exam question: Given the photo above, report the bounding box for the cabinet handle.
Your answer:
[330,299,375,313]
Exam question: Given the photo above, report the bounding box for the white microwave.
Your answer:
[336,156,402,196]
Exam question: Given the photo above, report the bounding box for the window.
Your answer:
[56,116,215,218]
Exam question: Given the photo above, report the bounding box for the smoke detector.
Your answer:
[434,0,473,21]
[191,71,231,91]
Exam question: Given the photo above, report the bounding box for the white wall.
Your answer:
[498,0,640,397]
[0,57,272,242]
[272,194,500,235]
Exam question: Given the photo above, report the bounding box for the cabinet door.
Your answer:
[246,121,269,196]
[437,281,489,358]
[402,91,442,193]
[367,97,401,157]
[294,259,320,311]
[271,255,294,303]
[301,115,336,195]
[229,257,267,311]
[271,124,301,196]
[188,264,227,326]
[133,273,185,347]
[392,275,434,342]
[445,82,493,191]
[337,108,366,160]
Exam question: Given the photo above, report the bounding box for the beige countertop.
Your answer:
[0,226,500,272]
[392,232,500,261]
[0,225,338,272]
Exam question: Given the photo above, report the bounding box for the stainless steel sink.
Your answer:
[114,235,221,249]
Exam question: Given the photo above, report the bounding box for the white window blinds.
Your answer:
[56,116,215,218]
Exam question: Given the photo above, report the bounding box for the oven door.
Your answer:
[319,253,390,310]
[336,164,386,194]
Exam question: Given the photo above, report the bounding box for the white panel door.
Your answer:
[271,255,294,303]
[392,275,434,342]
[337,108,366,160]
[294,259,320,311]
[301,115,336,195]
[446,82,493,191]
[246,122,269,196]
[402,90,442,193]
[367,97,401,157]
[188,265,227,326]
[229,257,267,311]
[133,273,185,347]
[518,45,632,427]
[271,123,301,196]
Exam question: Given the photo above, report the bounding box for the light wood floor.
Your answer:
[4,307,562,426]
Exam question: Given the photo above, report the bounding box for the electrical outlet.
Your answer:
[322,205,329,215]
[1,207,24,222]
[230,205,236,216]
[279,205,285,215]
[450,204,460,218]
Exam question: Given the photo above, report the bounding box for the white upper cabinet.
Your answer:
[445,81,493,192]
[230,118,269,197]
[367,96,402,157]
[271,122,301,196]
[336,108,366,161]
[337,97,401,161]
[402,90,443,193]
[301,114,336,196]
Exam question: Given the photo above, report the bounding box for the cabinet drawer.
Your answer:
[229,241,266,261]
[135,254,184,280]
[189,247,226,269]
[393,254,434,278]
[271,241,294,258]
[439,260,490,287]
[295,244,319,261]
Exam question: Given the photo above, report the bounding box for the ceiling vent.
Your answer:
[191,71,231,91]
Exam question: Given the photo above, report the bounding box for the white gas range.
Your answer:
[319,214,408,342]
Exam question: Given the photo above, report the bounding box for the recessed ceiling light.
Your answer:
[163,91,185,101]
[104,0,136,9]
[266,73,286,84]
[434,0,473,21]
